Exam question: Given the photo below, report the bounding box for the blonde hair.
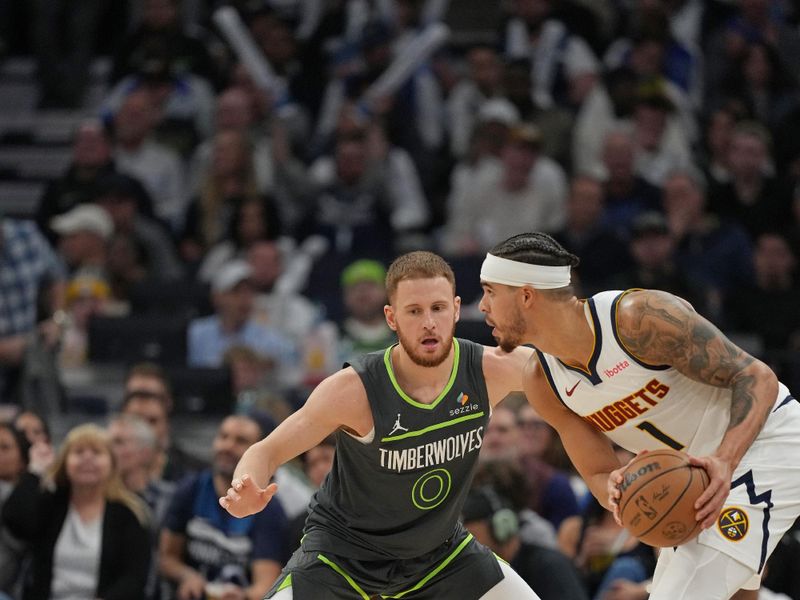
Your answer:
[199,130,259,248]
[45,423,150,526]
[385,251,456,303]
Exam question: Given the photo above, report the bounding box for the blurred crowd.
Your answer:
[2,0,800,598]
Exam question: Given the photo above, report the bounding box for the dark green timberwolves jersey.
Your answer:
[303,338,490,560]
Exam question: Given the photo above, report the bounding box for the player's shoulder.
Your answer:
[315,366,367,398]
[481,344,535,376]
[615,288,695,325]
[483,346,534,370]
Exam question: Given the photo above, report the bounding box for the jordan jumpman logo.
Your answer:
[389,413,409,436]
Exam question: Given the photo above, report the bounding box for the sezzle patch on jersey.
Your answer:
[583,378,670,432]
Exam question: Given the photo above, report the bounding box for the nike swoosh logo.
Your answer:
[565,381,581,397]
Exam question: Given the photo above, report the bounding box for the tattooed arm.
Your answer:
[615,289,778,527]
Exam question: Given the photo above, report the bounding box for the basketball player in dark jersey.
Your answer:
[220,251,540,599]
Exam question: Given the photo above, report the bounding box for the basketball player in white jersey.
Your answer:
[478,232,800,600]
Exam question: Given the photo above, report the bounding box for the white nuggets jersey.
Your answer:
[535,291,791,457]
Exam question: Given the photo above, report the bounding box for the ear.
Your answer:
[384,304,397,331]
[519,286,536,308]
[454,295,461,323]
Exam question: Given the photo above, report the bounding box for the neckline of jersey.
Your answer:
[556,297,603,384]
[383,339,461,410]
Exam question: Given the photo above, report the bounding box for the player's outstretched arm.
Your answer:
[616,289,779,528]
[483,344,536,407]
[523,355,621,511]
[220,367,371,518]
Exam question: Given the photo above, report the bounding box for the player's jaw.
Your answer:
[485,306,526,353]
[396,322,456,367]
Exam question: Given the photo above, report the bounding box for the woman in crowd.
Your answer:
[0,422,30,597]
[1,423,151,600]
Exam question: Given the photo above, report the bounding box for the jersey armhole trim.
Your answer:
[611,290,670,371]
[535,350,568,407]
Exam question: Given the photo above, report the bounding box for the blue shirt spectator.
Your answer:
[159,415,288,598]
[187,260,297,379]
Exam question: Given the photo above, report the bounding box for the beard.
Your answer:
[495,304,527,353]
[396,320,457,367]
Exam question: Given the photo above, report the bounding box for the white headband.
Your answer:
[480,253,571,289]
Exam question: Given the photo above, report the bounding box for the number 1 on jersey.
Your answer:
[636,421,685,450]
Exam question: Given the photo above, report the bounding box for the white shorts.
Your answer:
[653,390,800,597]
[698,391,800,572]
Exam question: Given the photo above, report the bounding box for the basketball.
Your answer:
[617,448,710,547]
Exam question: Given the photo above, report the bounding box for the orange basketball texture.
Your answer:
[617,449,710,547]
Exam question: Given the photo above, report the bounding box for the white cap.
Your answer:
[50,204,114,240]
[212,260,253,293]
[477,98,520,126]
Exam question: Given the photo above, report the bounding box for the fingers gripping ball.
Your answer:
[617,449,710,547]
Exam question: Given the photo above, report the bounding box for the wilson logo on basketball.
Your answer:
[718,507,749,541]
[619,461,662,493]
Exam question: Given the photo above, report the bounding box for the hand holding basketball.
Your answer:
[219,474,278,518]
[615,448,710,547]
[687,453,733,530]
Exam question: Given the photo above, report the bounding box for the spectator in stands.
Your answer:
[500,58,573,166]
[108,413,176,600]
[111,0,217,87]
[481,405,579,531]
[462,486,589,600]
[188,87,275,198]
[246,6,324,124]
[629,84,693,186]
[57,272,112,370]
[287,435,337,550]
[0,218,66,403]
[12,410,50,446]
[224,345,294,424]
[0,422,29,595]
[610,211,702,310]
[103,45,215,156]
[708,121,794,240]
[248,239,321,350]
[502,0,599,109]
[50,203,113,283]
[108,413,174,520]
[597,129,661,234]
[182,130,281,263]
[314,19,444,179]
[94,173,184,283]
[717,41,799,132]
[187,260,296,375]
[112,89,188,232]
[443,99,519,242]
[662,167,754,314]
[337,259,395,362]
[285,122,428,258]
[726,232,800,357]
[605,3,702,105]
[697,104,743,189]
[37,119,150,242]
[553,175,631,295]
[446,45,506,158]
[159,414,288,598]
[197,198,282,284]
[122,362,205,483]
[442,123,568,255]
[703,0,800,121]
[2,423,151,599]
